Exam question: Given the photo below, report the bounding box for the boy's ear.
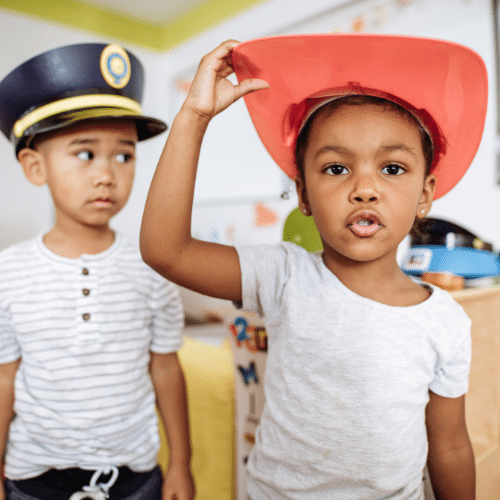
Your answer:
[295,175,311,216]
[17,148,47,186]
[416,173,436,219]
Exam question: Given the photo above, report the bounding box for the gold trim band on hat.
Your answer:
[13,94,142,138]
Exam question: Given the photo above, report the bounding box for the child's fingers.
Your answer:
[234,78,270,100]
[162,488,193,500]
[211,39,241,60]
[185,40,267,119]
[199,39,240,74]
[184,40,241,116]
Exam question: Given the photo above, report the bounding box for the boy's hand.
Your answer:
[182,39,268,122]
[162,463,195,500]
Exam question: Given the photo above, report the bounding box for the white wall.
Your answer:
[0,9,171,248]
[1,0,498,254]
[163,0,500,251]
[162,0,365,203]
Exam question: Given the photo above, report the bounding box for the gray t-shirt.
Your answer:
[237,242,471,500]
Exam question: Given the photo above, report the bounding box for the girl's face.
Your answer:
[296,102,435,272]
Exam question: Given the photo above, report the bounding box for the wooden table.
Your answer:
[452,287,500,500]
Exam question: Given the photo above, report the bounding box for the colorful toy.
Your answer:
[402,218,500,279]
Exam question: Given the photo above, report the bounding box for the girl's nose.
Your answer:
[349,173,379,203]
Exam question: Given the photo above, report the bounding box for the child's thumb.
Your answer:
[235,78,269,100]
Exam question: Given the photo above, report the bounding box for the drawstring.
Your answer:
[68,466,119,500]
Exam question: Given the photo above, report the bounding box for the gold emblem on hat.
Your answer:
[473,237,485,250]
[100,44,131,89]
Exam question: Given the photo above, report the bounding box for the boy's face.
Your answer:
[296,103,435,271]
[20,120,137,232]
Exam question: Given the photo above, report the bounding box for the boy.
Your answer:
[0,43,194,500]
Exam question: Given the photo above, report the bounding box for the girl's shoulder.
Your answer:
[418,283,471,331]
[237,241,321,275]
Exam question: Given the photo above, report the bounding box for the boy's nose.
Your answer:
[93,161,116,186]
[349,173,379,203]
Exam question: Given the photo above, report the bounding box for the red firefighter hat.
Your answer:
[232,34,488,199]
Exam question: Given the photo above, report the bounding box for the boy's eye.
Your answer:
[76,150,94,161]
[324,164,348,175]
[116,153,133,164]
[382,164,405,175]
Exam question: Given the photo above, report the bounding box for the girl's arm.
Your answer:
[140,40,268,303]
[426,391,475,500]
[0,359,20,500]
[150,351,194,500]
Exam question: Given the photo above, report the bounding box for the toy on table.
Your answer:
[402,217,500,290]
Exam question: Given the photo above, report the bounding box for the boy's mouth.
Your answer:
[92,197,114,208]
[348,212,382,237]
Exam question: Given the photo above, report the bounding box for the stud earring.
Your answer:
[420,209,425,214]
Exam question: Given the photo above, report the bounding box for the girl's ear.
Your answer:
[17,148,47,186]
[416,173,436,219]
[295,175,311,216]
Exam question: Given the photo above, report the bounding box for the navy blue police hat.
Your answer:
[0,43,167,155]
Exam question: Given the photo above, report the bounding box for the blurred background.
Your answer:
[2,5,500,498]
[0,0,497,320]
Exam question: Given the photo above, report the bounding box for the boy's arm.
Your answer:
[426,391,475,500]
[150,351,194,500]
[140,40,268,303]
[0,359,20,500]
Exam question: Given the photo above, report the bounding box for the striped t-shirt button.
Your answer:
[82,289,90,296]
[82,313,91,321]
[82,268,89,275]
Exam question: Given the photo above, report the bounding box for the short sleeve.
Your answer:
[236,244,293,317]
[429,319,472,398]
[0,305,21,364]
[148,274,184,354]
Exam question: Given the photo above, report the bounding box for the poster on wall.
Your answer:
[228,313,268,500]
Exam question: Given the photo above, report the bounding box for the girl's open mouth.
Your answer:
[348,213,382,238]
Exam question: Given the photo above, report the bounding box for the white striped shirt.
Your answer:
[0,234,184,479]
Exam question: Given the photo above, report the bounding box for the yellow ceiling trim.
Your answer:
[0,0,268,52]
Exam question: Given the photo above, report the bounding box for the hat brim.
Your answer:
[15,108,167,154]
[232,34,488,200]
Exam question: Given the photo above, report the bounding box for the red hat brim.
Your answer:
[232,34,488,200]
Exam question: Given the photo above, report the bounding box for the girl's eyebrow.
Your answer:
[314,143,418,158]
[314,145,351,157]
[381,143,418,158]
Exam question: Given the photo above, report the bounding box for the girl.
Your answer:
[140,35,487,500]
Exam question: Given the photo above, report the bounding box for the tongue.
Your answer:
[350,220,380,237]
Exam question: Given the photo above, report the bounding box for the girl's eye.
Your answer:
[324,164,348,175]
[76,150,94,161]
[116,153,133,164]
[382,164,405,175]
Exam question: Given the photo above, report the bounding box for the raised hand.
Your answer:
[181,39,268,121]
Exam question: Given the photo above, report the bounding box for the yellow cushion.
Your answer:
[158,336,235,500]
